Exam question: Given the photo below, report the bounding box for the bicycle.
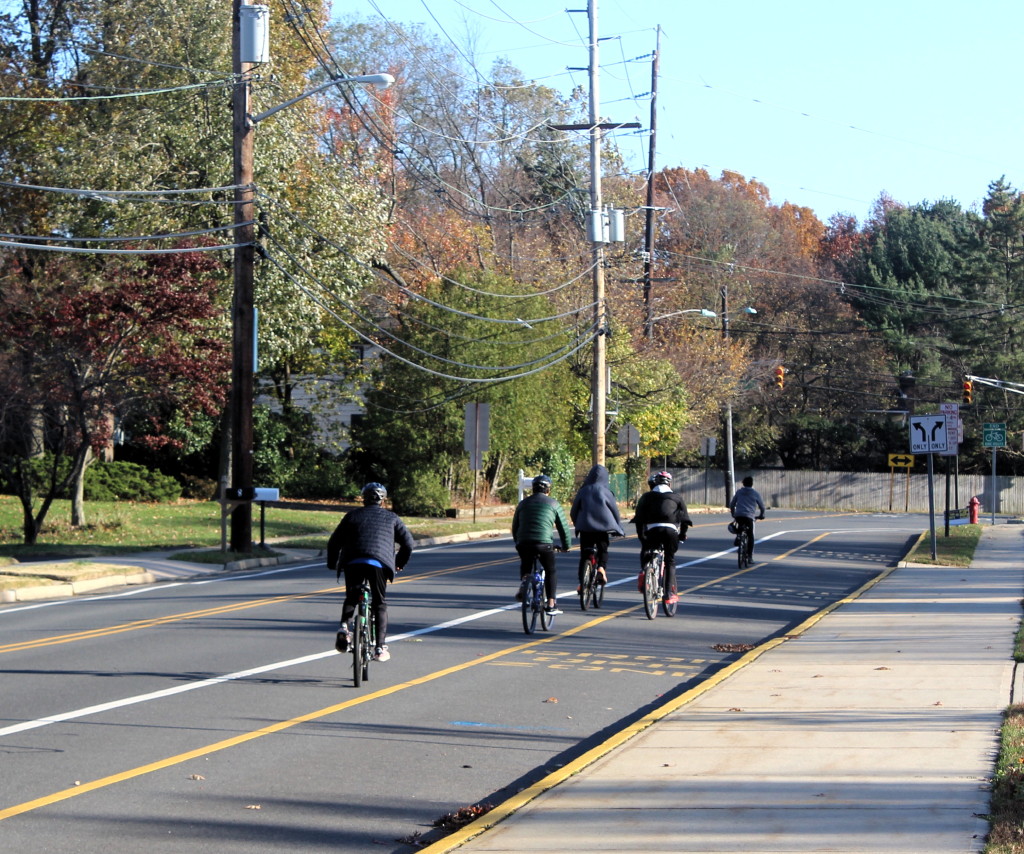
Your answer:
[732,516,761,570]
[641,545,676,619]
[578,545,605,611]
[351,578,377,687]
[521,554,554,635]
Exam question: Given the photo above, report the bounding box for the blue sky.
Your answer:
[341,0,1022,225]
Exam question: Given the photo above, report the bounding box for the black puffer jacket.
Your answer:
[327,504,415,580]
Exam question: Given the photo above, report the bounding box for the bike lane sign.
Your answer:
[909,414,948,454]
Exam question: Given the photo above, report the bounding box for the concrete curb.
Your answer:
[0,529,512,603]
[0,570,156,603]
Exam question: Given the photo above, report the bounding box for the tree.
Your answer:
[348,268,577,512]
[0,247,229,541]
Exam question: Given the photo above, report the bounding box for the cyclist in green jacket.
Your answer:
[512,475,571,615]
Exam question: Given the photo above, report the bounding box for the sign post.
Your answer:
[701,436,717,505]
[938,403,960,536]
[909,414,948,559]
[464,403,490,523]
[983,422,1007,524]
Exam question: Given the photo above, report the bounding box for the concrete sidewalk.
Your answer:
[424,523,1024,854]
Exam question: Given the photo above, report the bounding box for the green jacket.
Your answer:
[512,493,571,550]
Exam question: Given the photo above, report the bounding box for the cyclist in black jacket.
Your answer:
[632,470,692,606]
[327,482,414,663]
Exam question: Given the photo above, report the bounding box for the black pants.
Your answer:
[640,526,680,595]
[340,562,390,646]
[578,531,610,585]
[516,541,557,602]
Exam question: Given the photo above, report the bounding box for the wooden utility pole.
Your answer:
[230,0,256,552]
[588,0,606,467]
[642,27,661,339]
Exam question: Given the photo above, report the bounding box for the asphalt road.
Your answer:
[0,510,924,852]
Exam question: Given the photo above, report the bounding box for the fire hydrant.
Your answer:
[968,495,981,524]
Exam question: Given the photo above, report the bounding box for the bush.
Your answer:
[284,459,358,500]
[526,442,575,503]
[85,461,182,502]
[392,469,450,517]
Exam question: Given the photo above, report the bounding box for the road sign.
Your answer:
[700,436,717,456]
[938,402,960,456]
[909,414,948,454]
[983,422,1007,448]
[617,423,641,454]
[888,453,914,468]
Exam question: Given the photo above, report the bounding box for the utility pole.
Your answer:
[588,0,606,467]
[642,27,660,340]
[230,0,256,552]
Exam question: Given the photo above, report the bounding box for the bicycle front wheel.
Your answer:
[662,577,677,618]
[642,557,661,620]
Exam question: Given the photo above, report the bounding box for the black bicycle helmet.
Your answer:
[532,475,552,494]
[361,482,387,505]
[649,470,672,487]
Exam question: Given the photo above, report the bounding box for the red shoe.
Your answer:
[663,593,678,606]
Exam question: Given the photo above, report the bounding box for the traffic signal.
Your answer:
[963,380,974,405]
[773,365,785,390]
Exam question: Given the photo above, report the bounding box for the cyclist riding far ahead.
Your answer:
[729,475,766,562]
[570,464,625,591]
[327,482,414,663]
[632,470,692,606]
[512,474,571,616]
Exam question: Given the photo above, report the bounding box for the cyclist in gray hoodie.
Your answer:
[570,464,625,589]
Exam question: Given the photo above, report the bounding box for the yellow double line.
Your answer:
[0,556,515,655]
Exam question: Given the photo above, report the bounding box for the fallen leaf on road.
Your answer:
[188,774,205,781]
[245,804,261,810]
[544,697,558,703]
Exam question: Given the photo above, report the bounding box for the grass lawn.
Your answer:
[902,523,983,566]
[0,495,512,562]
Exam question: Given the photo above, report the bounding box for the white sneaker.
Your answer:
[545,607,563,617]
[374,645,391,662]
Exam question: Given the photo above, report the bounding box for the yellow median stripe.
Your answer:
[0,557,516,655]
[0,606,631,822]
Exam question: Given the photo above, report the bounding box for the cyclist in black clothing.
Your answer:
[327,482,414,663]
[632,470,692,605]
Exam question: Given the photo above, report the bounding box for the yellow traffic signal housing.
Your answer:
[774,365,785,390]
[963,380,974,405]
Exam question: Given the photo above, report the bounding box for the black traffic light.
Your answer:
[963,380,974,405]
[773,365,785,390]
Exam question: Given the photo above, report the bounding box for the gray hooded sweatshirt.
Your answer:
[570,465,625,536]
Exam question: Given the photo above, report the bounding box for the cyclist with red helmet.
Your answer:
[632,470,692,606]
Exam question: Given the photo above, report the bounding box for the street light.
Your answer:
[229,0,392,551]
[721,285,757,506]
[649,308,717,323]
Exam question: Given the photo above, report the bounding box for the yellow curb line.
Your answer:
[418,560,903,853]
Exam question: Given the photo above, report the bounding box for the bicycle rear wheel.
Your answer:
[352,613,364,686]
[579,560,594,611]
[642,555,661,620]
[522,578,540,634]
[737,530,750,570]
